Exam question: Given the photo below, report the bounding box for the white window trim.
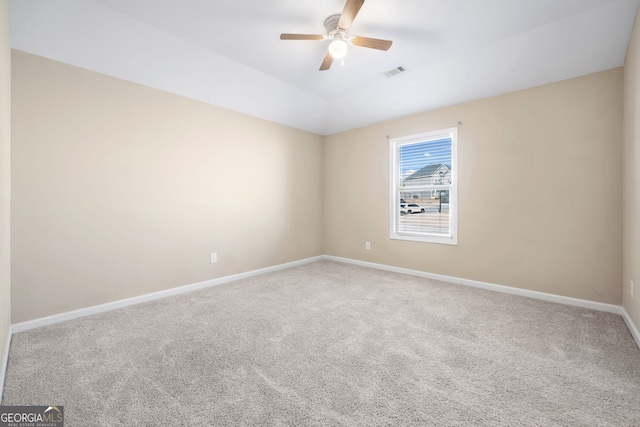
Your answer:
[389,128,458,245]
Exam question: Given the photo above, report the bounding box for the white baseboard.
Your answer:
[12,256,323,334]
[323,255,623,315]
[0,325,12,403]
[8,254,638,350]
[621,307,640,350]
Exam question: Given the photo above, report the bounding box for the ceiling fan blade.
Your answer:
[280,34,324,41]
[338,0,364,29]
[320,51,334,71]
[351,36,393,51]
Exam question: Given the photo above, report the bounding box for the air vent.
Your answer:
[383,65,408,78]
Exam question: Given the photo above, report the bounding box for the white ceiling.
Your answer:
[9,0,640,135]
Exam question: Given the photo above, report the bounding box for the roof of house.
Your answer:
[406,164,451,181]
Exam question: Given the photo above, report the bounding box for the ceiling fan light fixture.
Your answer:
[329,39,348,59]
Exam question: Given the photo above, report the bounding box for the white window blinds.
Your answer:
[390,128,458,245]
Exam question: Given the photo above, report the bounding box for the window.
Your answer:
[390,128,457,245]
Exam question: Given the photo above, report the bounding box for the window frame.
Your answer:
[389,128,458,245]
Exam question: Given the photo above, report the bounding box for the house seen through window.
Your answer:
[390,128,458,245]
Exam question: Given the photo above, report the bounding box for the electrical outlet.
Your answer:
[210,253,217,264]
[631,281,634,298]
[365,241,371,250]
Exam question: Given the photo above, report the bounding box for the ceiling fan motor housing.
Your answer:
[324,14,348,40]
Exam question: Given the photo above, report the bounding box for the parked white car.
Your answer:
[406,203,425,214]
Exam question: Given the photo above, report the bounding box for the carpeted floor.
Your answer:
[2,260,640,426]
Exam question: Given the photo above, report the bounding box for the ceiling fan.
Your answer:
[280,0,393,71]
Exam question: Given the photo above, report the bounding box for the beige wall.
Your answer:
[11,50,324,323]
[0,0,11,391]
[324,69,623,304]
[8,46,632,323]
[623,6,640,330]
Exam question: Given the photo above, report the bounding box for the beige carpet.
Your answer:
[2,260,640,426]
